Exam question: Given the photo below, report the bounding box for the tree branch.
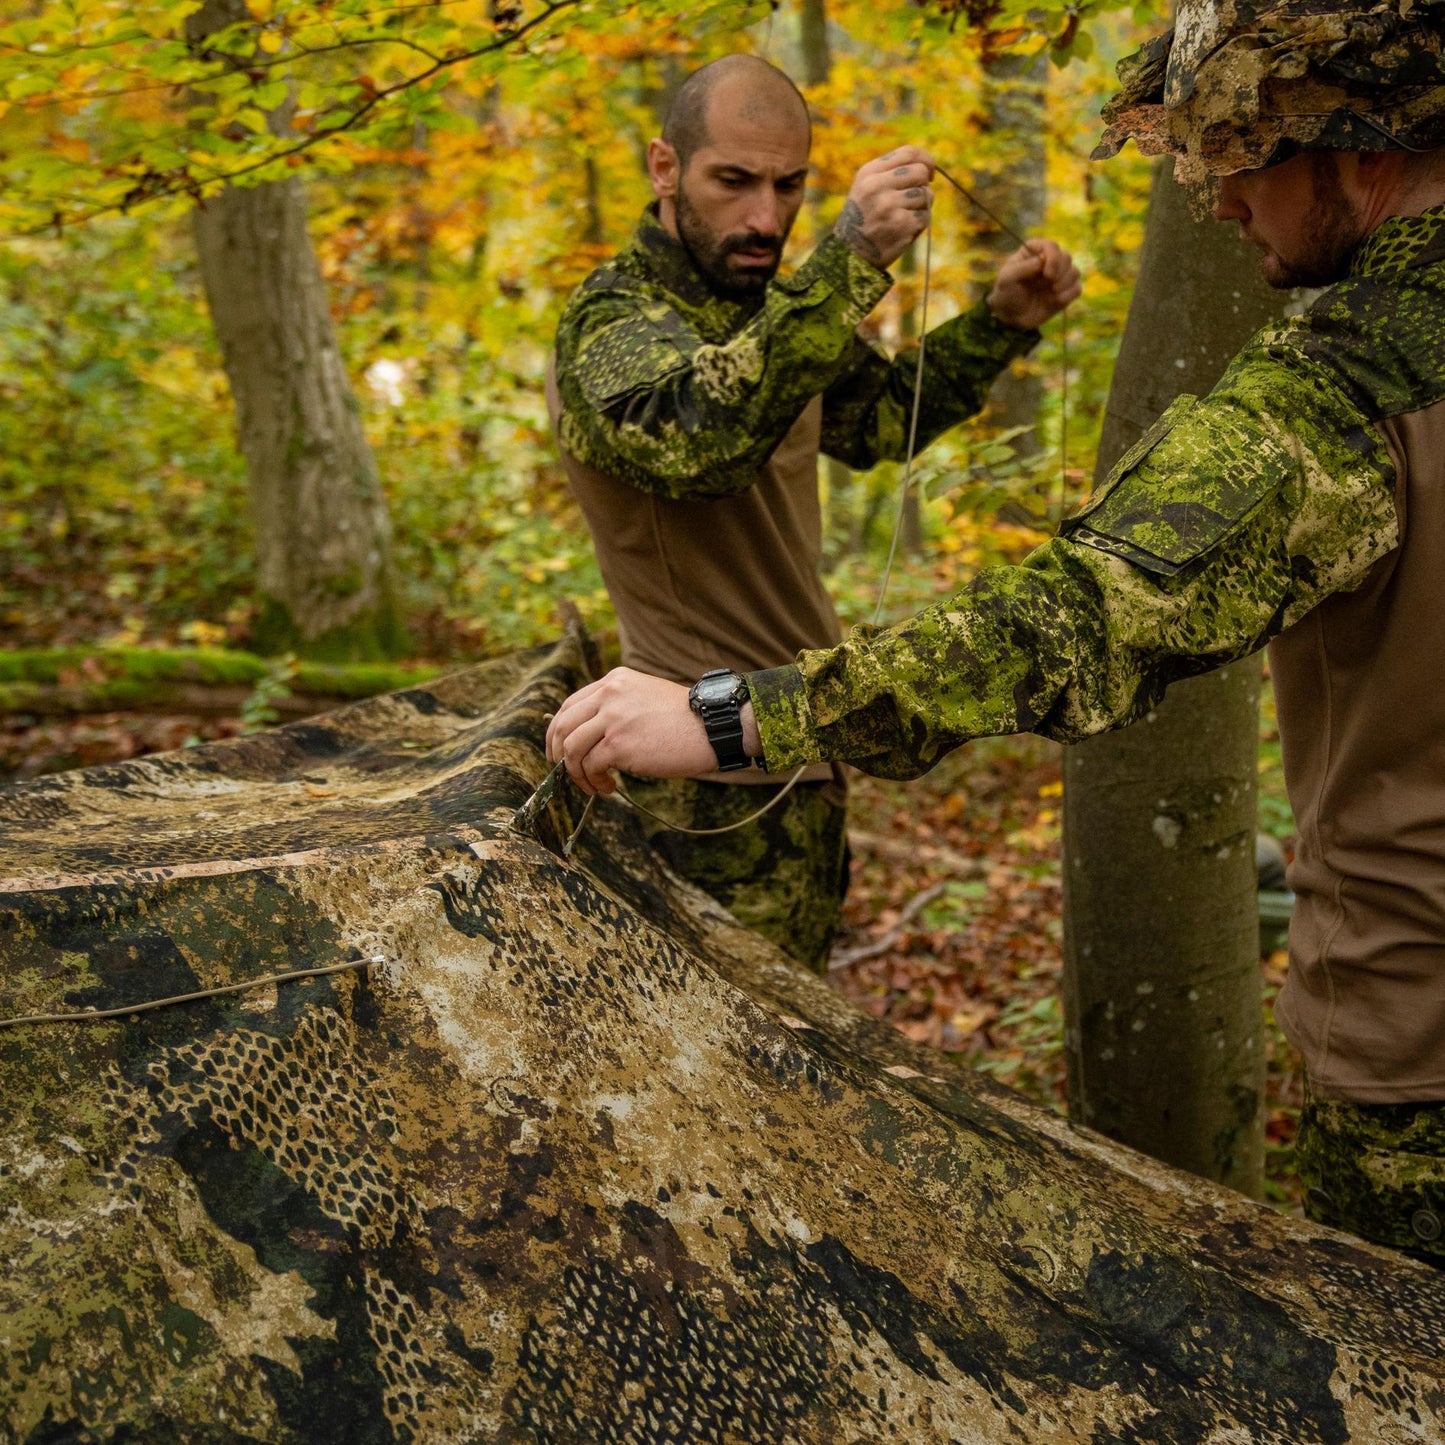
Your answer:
[827,879,952,972]
[9,0,584,234]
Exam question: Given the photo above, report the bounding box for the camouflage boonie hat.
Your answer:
[1092,0,1445,207]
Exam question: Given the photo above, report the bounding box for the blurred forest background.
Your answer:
[0,0,1158,656]
[0,0,1304,1194]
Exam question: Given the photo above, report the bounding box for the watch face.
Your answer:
[694,674,740,706]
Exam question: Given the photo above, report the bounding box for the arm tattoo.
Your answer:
[835,198,884,266]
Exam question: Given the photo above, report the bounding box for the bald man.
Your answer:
[548,54,1079,971]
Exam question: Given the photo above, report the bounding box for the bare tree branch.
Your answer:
[827,880,952,972]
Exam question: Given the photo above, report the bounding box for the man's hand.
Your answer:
[546,668,738,796]
[986,239,1082,331]
[833,146,935,271]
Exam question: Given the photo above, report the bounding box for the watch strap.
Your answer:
[689,669,751,772]
[701,712,749,771]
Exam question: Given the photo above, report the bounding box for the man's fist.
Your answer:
[833,145,935,271]
[987,239,1082,331]
[545,668,737,796]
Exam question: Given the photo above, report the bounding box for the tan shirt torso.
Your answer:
[546,364,841,785]
[1271,400,1445,1102]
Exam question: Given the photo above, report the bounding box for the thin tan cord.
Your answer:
[935,162,1072,530]
[872,223,933,627]
[934,164,1032,249]
[610,765,809,836]
[562,793,596,856]
[0,956,378,1030]
[1058,319,1070,526]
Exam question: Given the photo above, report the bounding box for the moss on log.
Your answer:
[0,631,1441,1442]
[0,645,439,717]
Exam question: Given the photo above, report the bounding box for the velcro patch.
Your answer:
[1062,394,1295,576]
[577,308,696,411]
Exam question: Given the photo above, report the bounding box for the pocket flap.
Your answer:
[1061,395,1292,577]
[1065,394,1199,529]
[577,309,695,412]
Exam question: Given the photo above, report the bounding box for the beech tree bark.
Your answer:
[799,0,831,84]
[1061,161,1288,1193]
[192,180,401,661]
[186,0,400,661]
[975,44,1048,457]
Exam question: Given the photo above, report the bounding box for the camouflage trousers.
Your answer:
[1298,1087,1445,1268]
[621,773,849,974]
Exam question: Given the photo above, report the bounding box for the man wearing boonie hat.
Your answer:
[546,0,1445,1266]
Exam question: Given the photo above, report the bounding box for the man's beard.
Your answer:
[675,185,784,298]
[1257,153,1368,289]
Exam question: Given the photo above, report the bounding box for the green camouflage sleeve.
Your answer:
[746,336,1401,779]
[819,300,1040,468]
[554,233,893,500]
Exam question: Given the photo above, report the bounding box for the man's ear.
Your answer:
[1354,147,1407,199]
[647,138,681,201]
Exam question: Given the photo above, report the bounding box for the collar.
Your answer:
[1349,202,1445,280]
[627,205,763,334]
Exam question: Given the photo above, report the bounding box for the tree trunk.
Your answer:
[1061,161,1288,1194]
[582,152,606,246]
[975,45,1047,459]
[642,55,687,135]
[464,5,502,279]
[193,179,401,661]
[797,0,858,560]
[185,0,399,662]
[798,0,831,85]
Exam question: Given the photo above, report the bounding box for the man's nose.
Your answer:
[745,189,783,237]
[1213,179,1248,224]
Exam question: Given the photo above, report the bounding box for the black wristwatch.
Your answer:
[688,668,752,772]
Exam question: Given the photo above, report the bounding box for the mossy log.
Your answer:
[0,645,439,718]
[0,630,1441,1443]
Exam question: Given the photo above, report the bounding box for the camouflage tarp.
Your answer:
[1,630,1442,1443]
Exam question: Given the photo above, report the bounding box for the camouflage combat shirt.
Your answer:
[552,206,1041,498]
[748,206,1445,776]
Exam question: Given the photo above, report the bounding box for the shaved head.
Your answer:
[647,54,812,298]
[663,55,810,174]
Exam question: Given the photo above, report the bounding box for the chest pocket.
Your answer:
[1060,393,1293,577]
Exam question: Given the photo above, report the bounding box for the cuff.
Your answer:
[745,665,824,772]
[936,299,1040,371]
[777,233,893,327]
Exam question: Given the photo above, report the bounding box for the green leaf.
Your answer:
[251,79,290,111]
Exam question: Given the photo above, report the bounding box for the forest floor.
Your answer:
[0,695,1305,1209]
[834,737,1305,1210]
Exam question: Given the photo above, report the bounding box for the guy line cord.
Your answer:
[0,957,380,1030]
